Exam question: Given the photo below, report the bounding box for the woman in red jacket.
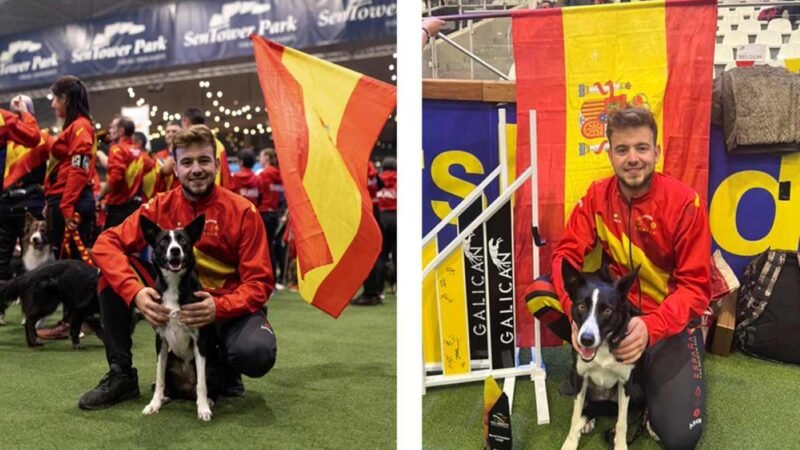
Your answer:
[46,75,97,261]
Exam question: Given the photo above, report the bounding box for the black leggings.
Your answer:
[100,256,277,378]
[642,326,705,449]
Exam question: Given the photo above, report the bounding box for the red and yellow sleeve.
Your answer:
[641,194,711,346]
[59,123,94,219]
[214,204,274,320]
[551,184,600,323]
[1,110,41,148]
[93,201,152,304]
[215,138,231,189]
[105,145,126,197]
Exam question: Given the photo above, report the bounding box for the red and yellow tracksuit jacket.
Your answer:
[0,110,42,189]
[214,138,231,189]
[0,109,40,149]
[105,137,157,205]
[231,167,261,206]
[257,165,282,213]
[44,115,96,219]
[552,172,711,347]
[92,186,274,320]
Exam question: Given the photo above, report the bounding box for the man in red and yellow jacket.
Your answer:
[550,108,710,448]
[98,116,154,229]
[79,125,276,411]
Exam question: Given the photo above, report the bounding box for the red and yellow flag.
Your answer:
[3,130,51,190]
[251,35,396,318]
[511,0,715,340]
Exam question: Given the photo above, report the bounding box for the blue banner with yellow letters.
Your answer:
[0,0,396,91]
[422,100,515,247]
[708,125,800,279]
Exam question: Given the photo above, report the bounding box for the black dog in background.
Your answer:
[0,260,103,349]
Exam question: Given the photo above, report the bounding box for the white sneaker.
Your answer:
[276,283,285,290]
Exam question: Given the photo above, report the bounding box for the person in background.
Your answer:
[153,120,179,193]
[182,108,231,189]
[351,160,383,306]
[257,148,285,288]
[231,149,260,206]
[37,75,97,339]
[0,94,43,326]
[97,116,148,230]
[422,17,446,47]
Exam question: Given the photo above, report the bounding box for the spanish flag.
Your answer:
[511,0,715,338]
[251,35,396,318]
[3,131,52,190]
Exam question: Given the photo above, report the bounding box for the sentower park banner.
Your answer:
[0,0,396,91]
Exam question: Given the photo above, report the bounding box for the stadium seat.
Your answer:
[755,30,783,48]
[767,18,792,35]
[722,31,749,47]
[737,20,762,37]
[736,7,755,20]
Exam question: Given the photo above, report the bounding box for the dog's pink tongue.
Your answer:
[579,347,595,359]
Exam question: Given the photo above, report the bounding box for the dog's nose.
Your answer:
[169,247,181,257]
[579,333,595,347]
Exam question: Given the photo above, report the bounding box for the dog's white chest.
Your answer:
[158,287,196,362]
[22,247,51,272]
[577,344,633,389]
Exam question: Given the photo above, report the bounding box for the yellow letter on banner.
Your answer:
[436,249,471,375]
[430,150,485,223]
[710,153,800,256]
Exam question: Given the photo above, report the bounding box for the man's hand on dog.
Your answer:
[613,317,648,364]
[179,291,216,328]
[134,287,170,327]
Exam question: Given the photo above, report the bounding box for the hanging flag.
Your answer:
[511,0,715,334]
[251,34,396,318]
[3,131,52,190]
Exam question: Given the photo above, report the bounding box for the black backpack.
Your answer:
[735,250,800,364]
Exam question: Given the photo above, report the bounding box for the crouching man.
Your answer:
[79,125,277,409]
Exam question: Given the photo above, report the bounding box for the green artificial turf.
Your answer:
[423,344,800,449]
[0,291,396,449]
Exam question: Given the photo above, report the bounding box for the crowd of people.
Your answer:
[0,74,399,341]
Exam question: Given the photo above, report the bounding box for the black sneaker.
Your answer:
[223,371,245,397]
[78,365,140,410]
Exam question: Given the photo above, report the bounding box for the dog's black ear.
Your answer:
[561,259,586,300]
[139,216,161,247]
[615,264,641,297]
[184,214,206,244]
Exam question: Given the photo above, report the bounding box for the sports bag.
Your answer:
[735,250,800,364]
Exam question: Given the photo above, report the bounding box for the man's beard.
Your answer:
[182,177,214,199]
[619,168,654,192]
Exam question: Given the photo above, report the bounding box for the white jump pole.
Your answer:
[529,109,550,425]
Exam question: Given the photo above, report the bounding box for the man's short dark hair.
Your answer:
[132,131,147,148]
[605,107,658,144]
[116,115,135,137]
[183,108,205,125]
[173,125,215,158]
[238,149,255,169]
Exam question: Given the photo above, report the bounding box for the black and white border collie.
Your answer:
[139,214,223,421]
[561,261,640,450]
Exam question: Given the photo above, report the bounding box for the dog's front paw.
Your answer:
[561,437,579,450]
[142,401,162,415]
[581,418,596,434]
[197,406,212,422]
